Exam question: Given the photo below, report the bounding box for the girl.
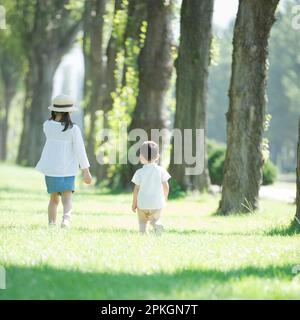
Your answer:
[36,94,92,228]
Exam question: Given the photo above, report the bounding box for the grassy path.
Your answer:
[0,163,299,299]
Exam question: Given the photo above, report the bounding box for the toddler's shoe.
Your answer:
[48,221,56,227]
[154,224,164,236]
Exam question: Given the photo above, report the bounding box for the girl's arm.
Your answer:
[163,181,169,200]
[72,125,92,184]
[83,168,92,185]
[132,185,139,212]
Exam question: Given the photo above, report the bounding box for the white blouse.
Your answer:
[36,120,90,177]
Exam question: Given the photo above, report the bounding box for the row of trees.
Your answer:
[208,1,300,173]
[1,0,299,223]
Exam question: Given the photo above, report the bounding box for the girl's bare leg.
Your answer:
[61,191,72,228]
[48,193,60,225]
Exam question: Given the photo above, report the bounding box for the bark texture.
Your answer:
[121,0,147,87]
[169,0,213,192]
[83,0,106,173]
[296,118,300,223]
[103,0,123,115]
[17,1,81,166]
[130,0,173,137]
[0,54,18,160]
[219,0,280,214]
[123,0,174,186]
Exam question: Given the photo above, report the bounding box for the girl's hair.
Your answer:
[50,111,74,132]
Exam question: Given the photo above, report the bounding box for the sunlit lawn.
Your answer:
[0,163,299,299]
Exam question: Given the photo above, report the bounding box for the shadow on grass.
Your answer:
[265,219,300,236]
[1,264,296,299]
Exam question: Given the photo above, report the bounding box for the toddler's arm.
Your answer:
[163,181,169,200]
[132,185,139,212]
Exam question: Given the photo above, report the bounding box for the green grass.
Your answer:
[0,163,299,299]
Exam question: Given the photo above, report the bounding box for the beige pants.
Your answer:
[137,208,164,234]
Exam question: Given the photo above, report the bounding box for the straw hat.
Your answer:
[48,94,77,112]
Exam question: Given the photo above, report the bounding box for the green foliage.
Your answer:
[103,17,148,184]
[207,140,278,186]
[0,164,299,299]
[168,178,186,199]
[262,160,278,186]
[207,140,226,186]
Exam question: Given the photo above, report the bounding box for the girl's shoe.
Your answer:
[61,218,70,228]
[49,221,56,227]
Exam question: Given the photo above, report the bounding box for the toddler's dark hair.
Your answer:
[139,141,159,161]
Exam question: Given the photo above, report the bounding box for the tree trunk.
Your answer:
[0,81,15,160]
[219,0,280,214]
[123,0,174,186]
[130,0,173,135]
[18,56,58,166]
[296,118,300,223]
[0,93,10,161]
[0,48,21,161]
[169,0,213,192]
[94,0,125,183]
[121,0,147,87]
[83,0,106,174]
[17,1,81,166]
[103,0,123,114]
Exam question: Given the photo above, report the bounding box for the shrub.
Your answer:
[262,159,278,185]
[207,141,226,186]
[168,177,186,199]
[207,140,278,186]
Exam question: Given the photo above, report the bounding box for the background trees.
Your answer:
[208,0,300,174]
[16,0,82,166]
[1,0,300,219]
[219,0,280,214]
[0,7,24,161]
[296,118,300,223]
[169,0,214,192]
[129,0,174,141]
[83,0,106,173]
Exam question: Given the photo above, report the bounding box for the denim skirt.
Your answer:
[45,176,75,194]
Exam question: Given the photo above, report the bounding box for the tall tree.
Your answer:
[129,0,173,135]
[17,0,81,166]
[296,118,300,224]
[102,0,124,117]
[169,0,214,192]
[83,0,106,173]
[123,0,174,185]
[0,19,23,161]
[219,0,280,214]
[0,52,20,160]
[267,0,300,171]
[121,0,147,87]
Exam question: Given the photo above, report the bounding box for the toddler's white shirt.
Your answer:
[131,163,171,210]
[36,120,90,177]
